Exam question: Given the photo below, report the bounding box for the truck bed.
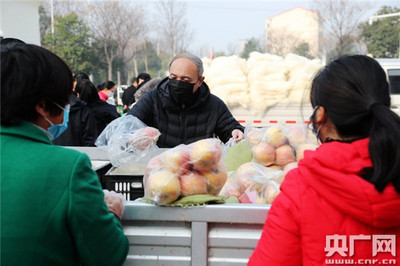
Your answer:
[121,201,269,266]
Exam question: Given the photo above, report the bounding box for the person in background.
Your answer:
[1,41,129,266]
[98,81,116,104]
[248,55,400,265]
[134,77,162,102]
[127,54,244,148]
[73,72,90,90]
[122,77,138,113]
[122,73,151,112]
[76,79,120,134]
[52,74,98,146]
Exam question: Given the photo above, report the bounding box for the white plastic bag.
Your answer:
[95,115,161,167]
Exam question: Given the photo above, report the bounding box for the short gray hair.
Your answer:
[168,54,204,78]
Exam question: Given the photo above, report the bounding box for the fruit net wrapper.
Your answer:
[95,115,161,167]
[244,124,319,168]
[143,138,228,205]
[220,161,284,204]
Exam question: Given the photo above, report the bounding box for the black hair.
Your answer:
[131,77,138,84]
[1,43,73,125]
[77,79,101,104]
[137,73,151,82]
[1,38,25,48]
[73,71,90,83]
[310,55,400,193]
[103,81,115,90]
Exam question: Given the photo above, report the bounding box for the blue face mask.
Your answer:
[44,104,70,140]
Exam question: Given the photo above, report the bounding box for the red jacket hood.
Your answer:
[298,138,400,228]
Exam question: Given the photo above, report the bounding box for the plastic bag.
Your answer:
[143,138,228,205]
[219,162,283,204]
[95,115,161,167]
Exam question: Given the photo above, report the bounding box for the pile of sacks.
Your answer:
[202,52,323,113]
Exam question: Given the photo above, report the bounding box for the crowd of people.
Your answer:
[1,37,400,265]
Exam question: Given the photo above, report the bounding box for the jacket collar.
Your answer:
[0,121,52,144]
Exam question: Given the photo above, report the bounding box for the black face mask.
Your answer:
[168,78,197,104]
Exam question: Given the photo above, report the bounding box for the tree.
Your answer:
[136,41,162,78]
[265,27,301,56]
[240,38,262,59]
[42,12,94,74]
[90,0,145,80]
[155,0,193,58]
[313,0,371,58]
[293,42,314,59]
[39,5,51,43]
[360,6,400,58]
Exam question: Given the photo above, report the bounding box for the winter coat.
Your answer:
[127,77,244,148]
[121,85,137,107]
[53,95,98,146]
[0,121,129,266]
[88,100,120,134]
[248,138,400,265]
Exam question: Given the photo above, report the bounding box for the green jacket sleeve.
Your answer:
[68,153,129,266]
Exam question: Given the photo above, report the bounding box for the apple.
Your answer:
[190,139,223,172]
[220,182,242,198]
[246,128,265,147]
[286,126,307,148]
[202,167,228,196]
[275,144,296,166]
[296,143,318,161]
[265,126,287,148]
[145,169,181,204]
[143,155,164,185]
[283,161,298,176]
[267,164,282,170]
[162,146,191,175]
[263,182,280,204]
[144,127,160,139]
[252,142,276,166]
[179,171,208,196]
[129,127,159,151]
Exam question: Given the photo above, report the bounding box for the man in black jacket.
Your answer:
[122,73,151,113]
[127,54,244,148]
[53,94,98,146]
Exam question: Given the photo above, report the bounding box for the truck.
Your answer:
[77,57,400,266]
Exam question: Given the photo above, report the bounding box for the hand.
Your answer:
[231,129,244,142]
[103,190,126,220]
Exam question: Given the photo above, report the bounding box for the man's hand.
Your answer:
[231,129,244,142]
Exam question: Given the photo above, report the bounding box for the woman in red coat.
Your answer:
[248,55,400,265]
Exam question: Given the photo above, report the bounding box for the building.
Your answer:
[265,7,321,58]
[0,1,41,45]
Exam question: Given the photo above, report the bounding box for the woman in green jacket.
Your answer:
[0,40,129,265]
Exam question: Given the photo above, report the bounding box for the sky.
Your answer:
[175,0,400,55]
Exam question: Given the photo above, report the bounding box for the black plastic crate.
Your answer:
[103,173,144,201]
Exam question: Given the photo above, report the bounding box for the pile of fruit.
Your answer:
[220,125,319,204]
[143,138,228,205]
